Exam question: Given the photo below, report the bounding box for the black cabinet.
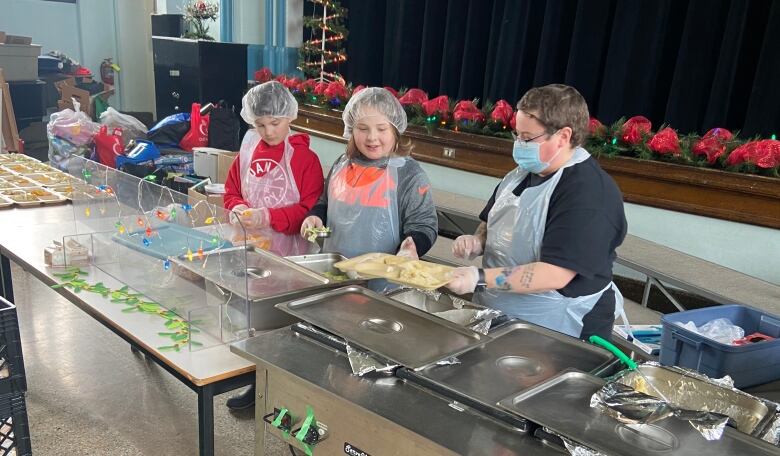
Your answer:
[152,37,248,120]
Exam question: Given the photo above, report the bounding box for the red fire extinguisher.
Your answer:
[100,58,120,85]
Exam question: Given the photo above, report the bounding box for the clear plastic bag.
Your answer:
[47,104,101,170]
[677,317,745,344]
[99,107,148,143]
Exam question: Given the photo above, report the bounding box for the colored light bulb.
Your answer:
[84,207,91,217]
[163,259,171,270]
[118,225,125,234]
[186,249,193,262]
[211,236,218,246]
[145,226,152,237]
[181,204,192,213]
[204,217,214,225]
[170,208,177,219]
[155,210,165,220]
[143,238,151,247]
[99,207,106,215]
[137,217,144,227]
[197,247,203,259]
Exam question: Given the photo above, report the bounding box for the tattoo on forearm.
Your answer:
[495,267,513,290]
[494,264,536,290]
[518,264,535,289]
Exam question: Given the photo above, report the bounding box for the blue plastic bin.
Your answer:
[660,304,780,388]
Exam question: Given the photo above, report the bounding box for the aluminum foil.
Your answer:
[561,435,608,456]
[345,343,398,376]
[590,363,736,440]
[761,410,780,446]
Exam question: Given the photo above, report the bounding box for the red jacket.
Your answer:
[223,133,324,235]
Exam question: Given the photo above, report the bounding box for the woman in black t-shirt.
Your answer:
[445,84,627,340]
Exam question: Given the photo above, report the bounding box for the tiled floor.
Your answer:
[10,263,291,455]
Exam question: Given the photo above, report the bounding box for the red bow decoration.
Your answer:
[383,86,399,98]
[254,67,272,83]
[726,140,780,169]
[422,95,450,119]
[490,100,514,126]
[692,128,733,164]
[647,127,681,155]
[621,116,652,145]
[588,117,607,137]
[324,81,349,100]
[453,100,485,123]
[313,81,329,96]
[398,88,428,106]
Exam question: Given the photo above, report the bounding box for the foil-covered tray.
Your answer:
[385,288,498,331]
[276,286,488,370]
[618,364,773,436]
[497,371,780,456]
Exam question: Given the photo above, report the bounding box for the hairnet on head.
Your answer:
[240,80,298,125]
[342,87,407,138]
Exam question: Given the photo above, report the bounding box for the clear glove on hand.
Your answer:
[229,204,250,225]
[240,207,270,229]
[396,236,418,259]
[452,235,484,260]
[300,216,324,237]
[445,266,479,295]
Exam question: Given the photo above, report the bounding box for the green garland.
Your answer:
[51,267,200,351]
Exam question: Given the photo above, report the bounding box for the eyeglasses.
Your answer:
[511,131,549,143]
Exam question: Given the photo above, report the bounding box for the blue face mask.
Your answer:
[513,140,550,174]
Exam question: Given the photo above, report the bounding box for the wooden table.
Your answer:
[0,205,255,456]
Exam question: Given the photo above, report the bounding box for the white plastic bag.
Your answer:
[47,104,101,170]
[677,318,745,345]
[99,107,148,143]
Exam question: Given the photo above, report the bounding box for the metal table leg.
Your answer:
[0,254,14,302]
[198,384,216,456]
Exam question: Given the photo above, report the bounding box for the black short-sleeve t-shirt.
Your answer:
[479,156,627,339]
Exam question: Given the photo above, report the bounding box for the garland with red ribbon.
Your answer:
[253,68,779,177]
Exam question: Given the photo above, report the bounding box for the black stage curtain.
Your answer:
[328,0,780,136]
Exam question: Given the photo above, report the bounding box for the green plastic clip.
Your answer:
[295,405,317,455]
[271,407,289,428]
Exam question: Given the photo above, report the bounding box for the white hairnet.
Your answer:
[342,87,407,138]
[240,80,298,125]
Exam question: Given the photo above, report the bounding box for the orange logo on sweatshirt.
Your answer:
[417,184,430,195]
[330,164,395,208]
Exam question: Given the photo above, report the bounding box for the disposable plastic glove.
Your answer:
[229,204,250,225]
[445,266,479,295]
[452,234,483,260]
[240,207,270,229]
[300,215,324,237]
[396,236,418,260]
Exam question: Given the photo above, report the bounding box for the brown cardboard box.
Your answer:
[55,77,114,119]
[216,151,238,184]
[187,179,228,226]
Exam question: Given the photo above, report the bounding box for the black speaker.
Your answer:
[151,14,184,38]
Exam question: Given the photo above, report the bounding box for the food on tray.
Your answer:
[344,255,453,289]
[303,226,331,243]
[323,271,349,282]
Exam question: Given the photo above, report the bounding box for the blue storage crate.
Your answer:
[660,304,780,388]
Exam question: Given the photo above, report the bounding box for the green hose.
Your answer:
[589,335,638,370]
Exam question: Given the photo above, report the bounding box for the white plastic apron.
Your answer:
[235,129,309,256]
[475,147,625,338]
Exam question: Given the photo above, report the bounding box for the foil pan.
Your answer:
[592,362,775,439]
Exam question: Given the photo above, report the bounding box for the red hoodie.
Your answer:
[223,133,324,235]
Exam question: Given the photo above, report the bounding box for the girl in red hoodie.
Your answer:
[223,81,323,256]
